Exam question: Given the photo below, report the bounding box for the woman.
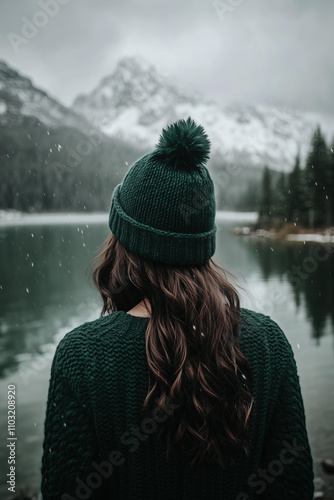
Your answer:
[40,117,314,499]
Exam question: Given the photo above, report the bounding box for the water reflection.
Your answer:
[240,237,334,343]
[0,223,108,377]
[0,215,333,497]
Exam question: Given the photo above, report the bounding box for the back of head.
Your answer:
[91,117,253,469]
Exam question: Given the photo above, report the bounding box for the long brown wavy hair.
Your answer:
[90,233,253,469]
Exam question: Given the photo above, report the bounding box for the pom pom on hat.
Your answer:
[154,117,211,171]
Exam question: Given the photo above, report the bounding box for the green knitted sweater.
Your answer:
[40,308,314,499]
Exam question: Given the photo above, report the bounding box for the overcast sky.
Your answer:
[0,0,333,115]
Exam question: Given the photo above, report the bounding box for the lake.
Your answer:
[0,212,333,498]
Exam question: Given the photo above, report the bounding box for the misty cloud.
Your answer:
[0,0,333,115]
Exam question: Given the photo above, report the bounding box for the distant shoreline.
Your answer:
[1,211,333,244]
[0,209,258,227]
[232,224,334,244]
[0,210,109,227]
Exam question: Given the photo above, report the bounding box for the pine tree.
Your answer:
[273,171,287,220]
[258,166,272,224]
[287,153,305,224]
[304,126,329,227]
[328,138,334,226]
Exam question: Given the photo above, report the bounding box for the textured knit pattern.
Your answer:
[40,308,314,499]
[108,118,217,265]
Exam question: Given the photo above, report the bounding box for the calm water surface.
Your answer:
[0,213,333,498]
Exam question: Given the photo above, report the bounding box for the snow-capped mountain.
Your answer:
[0,61,88,130]
[1,57,333,172]
[72,56,334,172]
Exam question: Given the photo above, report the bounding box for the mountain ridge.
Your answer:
[0,60,90,131]
[1,57,334,172]
[71,56,334,172]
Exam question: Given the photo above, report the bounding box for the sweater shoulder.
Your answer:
[53,313,126,372]
[59,312,126,344]
[240,307,294,368]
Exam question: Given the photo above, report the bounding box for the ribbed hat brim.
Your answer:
[109,184,217,265]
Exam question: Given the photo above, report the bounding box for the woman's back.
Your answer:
[40,118,314,499]
[41,307,313,499]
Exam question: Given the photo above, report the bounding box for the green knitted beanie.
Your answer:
[108,117,217,265]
